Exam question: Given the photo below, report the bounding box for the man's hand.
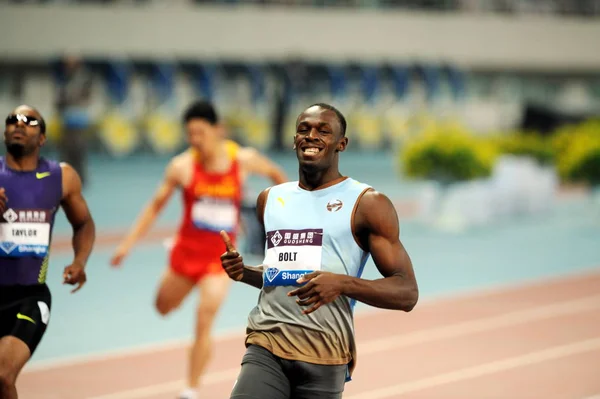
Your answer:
[0,188,8,213]
[63,263,87,293]
[220,230,244,281]
[109,245,129,268]
[287,271,346,315]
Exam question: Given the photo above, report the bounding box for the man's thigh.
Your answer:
[230,345,291,399]
[0,287,52,357]
[291,361,347,399]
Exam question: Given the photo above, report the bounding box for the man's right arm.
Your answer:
[240,187,272,288]
[240,265,264,289]
[110,159,179,266]
[220,188,271,289]
[219,235,264,289]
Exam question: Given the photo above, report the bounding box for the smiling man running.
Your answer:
[220,102,419,399]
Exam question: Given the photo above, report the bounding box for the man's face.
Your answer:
[4,106,45,157]
[185,118,221,156]
[294,106,347,170]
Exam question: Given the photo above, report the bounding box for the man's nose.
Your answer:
[307,128,319,139]
[16,119,26,127]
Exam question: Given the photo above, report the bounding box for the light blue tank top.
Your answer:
[246,177,373,381]
[262,177,372,292]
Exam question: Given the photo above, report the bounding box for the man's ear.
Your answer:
[336,137,348,152]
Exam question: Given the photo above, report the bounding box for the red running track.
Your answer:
[18,269,600,399]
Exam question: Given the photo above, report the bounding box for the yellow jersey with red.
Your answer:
[170,140,243,282]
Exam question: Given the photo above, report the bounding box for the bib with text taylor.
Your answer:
[263,228,323,287]
[192,197,237,233]
[0,208,51,258]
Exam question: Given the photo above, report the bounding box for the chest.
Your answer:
[262,181,372,286]
[184,164,242,233]
[191,173,240,199]
[262,191,358,286]
[0,172,61,211]
[266,191,354,242]
[0,172,60,255]
[182,156,241,199]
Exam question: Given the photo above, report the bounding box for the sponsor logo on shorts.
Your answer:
[16,313,36,324]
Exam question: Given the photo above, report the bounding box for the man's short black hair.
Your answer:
[183,100,219,125]
[307,103,347,136]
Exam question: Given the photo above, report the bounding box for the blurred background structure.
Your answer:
[2,1,600,398]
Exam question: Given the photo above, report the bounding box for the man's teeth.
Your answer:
[304,148,320,154]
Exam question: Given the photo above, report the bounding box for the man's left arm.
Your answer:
[340,190,418,311]
[238,147,288,185]
[60,162,96,292]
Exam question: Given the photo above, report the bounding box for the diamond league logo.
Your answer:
[265,267,280,282]
[0,241,17,254]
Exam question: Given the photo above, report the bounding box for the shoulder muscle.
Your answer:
[60,162,82,199]
[354,189,400,249]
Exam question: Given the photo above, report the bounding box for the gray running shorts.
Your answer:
[230,344,348,399]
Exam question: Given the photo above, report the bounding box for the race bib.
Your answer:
[263,228,323,287]
[0,208,51,258]
[192,197,237,233]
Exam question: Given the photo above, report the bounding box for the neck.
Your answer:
[200,150,218,166]
[298,165,344,191]
[194,141,227,171]
[5,153,39,172]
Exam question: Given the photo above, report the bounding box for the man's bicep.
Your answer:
[152,162,179,206]
[164,159,181,183]
[364,193,414,279]
[369,233,415,280]
[60,165,92,227]
[241,148,286,183]
[62,192,93,227]
[153,178,176,204]
[367,218,408,278]
[241,148,268,174]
